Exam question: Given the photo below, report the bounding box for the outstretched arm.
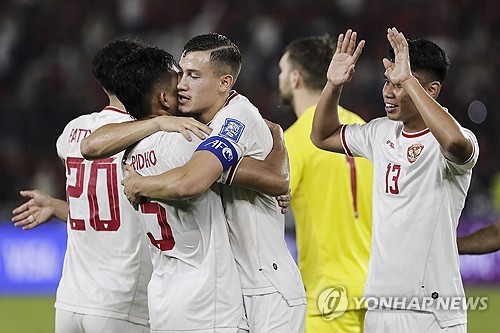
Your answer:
[12,190,68,229]
[81,116,212,160]
[458,220,500,255]
[311,29,365,153]
[385,27,473,163]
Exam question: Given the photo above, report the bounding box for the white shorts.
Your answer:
[55,309,149,333]
[148,254,244,333]
[364,309,466,333]
[242,292,306,333]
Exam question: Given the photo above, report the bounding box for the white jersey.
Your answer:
[196,91,306,306]
[341,117,479,327]
[55,106,152,325]
[125,131,244,332]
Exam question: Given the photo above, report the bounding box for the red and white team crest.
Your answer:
[407,143,424,163]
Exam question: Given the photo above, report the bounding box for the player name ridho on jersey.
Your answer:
[129,150,158,171]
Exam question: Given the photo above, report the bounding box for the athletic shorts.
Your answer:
[306,309,366,333]
[364,309,466,333]
[55,309,149,333]
[241,292,306,333]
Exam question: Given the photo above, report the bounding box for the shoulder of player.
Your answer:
[338,106,368,125]
[62,109,130,132]
[361,116,392,129]
[223,92,259,114]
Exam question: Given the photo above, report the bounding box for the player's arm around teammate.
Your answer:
[81,115,212,160]
[122,118,289,207]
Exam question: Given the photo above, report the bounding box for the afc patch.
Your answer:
[219,118,245,143]
[407,143,424,163]
[196,136,238,171]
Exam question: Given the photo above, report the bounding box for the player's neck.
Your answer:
[293,89,322,118]
[198,92,231,124]
[108,94,126,111]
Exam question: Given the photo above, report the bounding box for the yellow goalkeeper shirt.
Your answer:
[284,105,373,314]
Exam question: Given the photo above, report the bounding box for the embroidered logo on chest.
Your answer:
[407,143,424,163]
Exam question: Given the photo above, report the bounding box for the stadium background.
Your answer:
[0,0,499,332]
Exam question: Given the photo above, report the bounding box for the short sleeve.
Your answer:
[342,120,382,162]
[445,128,480,175]
[196,96,271,174]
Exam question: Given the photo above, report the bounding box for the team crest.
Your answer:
[407,143,424,163]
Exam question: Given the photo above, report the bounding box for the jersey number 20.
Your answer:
[66,157,120,231]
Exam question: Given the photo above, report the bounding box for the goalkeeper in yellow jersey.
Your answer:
[279,34,373,333]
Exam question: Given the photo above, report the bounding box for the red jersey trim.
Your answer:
[402,128,430,138]
[223,91,239,108]
[103,106,128,114]
[225,158,242,185]
[341,125,354,157]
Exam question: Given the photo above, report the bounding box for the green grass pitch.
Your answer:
[0,286,499,332]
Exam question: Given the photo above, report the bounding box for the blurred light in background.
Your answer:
[468,100,488,124]
[0,221,66,295]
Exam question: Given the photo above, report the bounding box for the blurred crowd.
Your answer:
[1,0,499,219]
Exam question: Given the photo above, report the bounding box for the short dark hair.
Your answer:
[112,46,178,120]
[182,33,242,80]
[91,38,144,94]
[284,34,336,90]
[388,38,450,84]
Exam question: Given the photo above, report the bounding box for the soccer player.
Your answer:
[279,35,373,332]
[95,33,306,332]
[109,45,246,332]
[11,39,211,333]
[311,28,478,332]
[458,219,500,254]
[82,41,294,332]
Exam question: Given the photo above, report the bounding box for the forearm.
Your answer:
[402,77,472,163]
[232,157,289,196]
[133,171,188,201]
[52,198,69,222]
[232,121,290,195]
[458,222,500,254]
[81,119,159,160]
[310,82,344,152]
[129,151,222,201]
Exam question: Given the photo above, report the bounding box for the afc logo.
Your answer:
[203,139,234,162]
[219,118,245,143]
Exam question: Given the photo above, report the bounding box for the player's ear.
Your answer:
[291,69,301,89]
[159,91,171,108]
[218,74,234,93]
[426,80,441,99]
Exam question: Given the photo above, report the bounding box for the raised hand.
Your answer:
[383,27,412,87]
[122,164,145,210]
[326,29,365,86]
[155,115,212,141]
